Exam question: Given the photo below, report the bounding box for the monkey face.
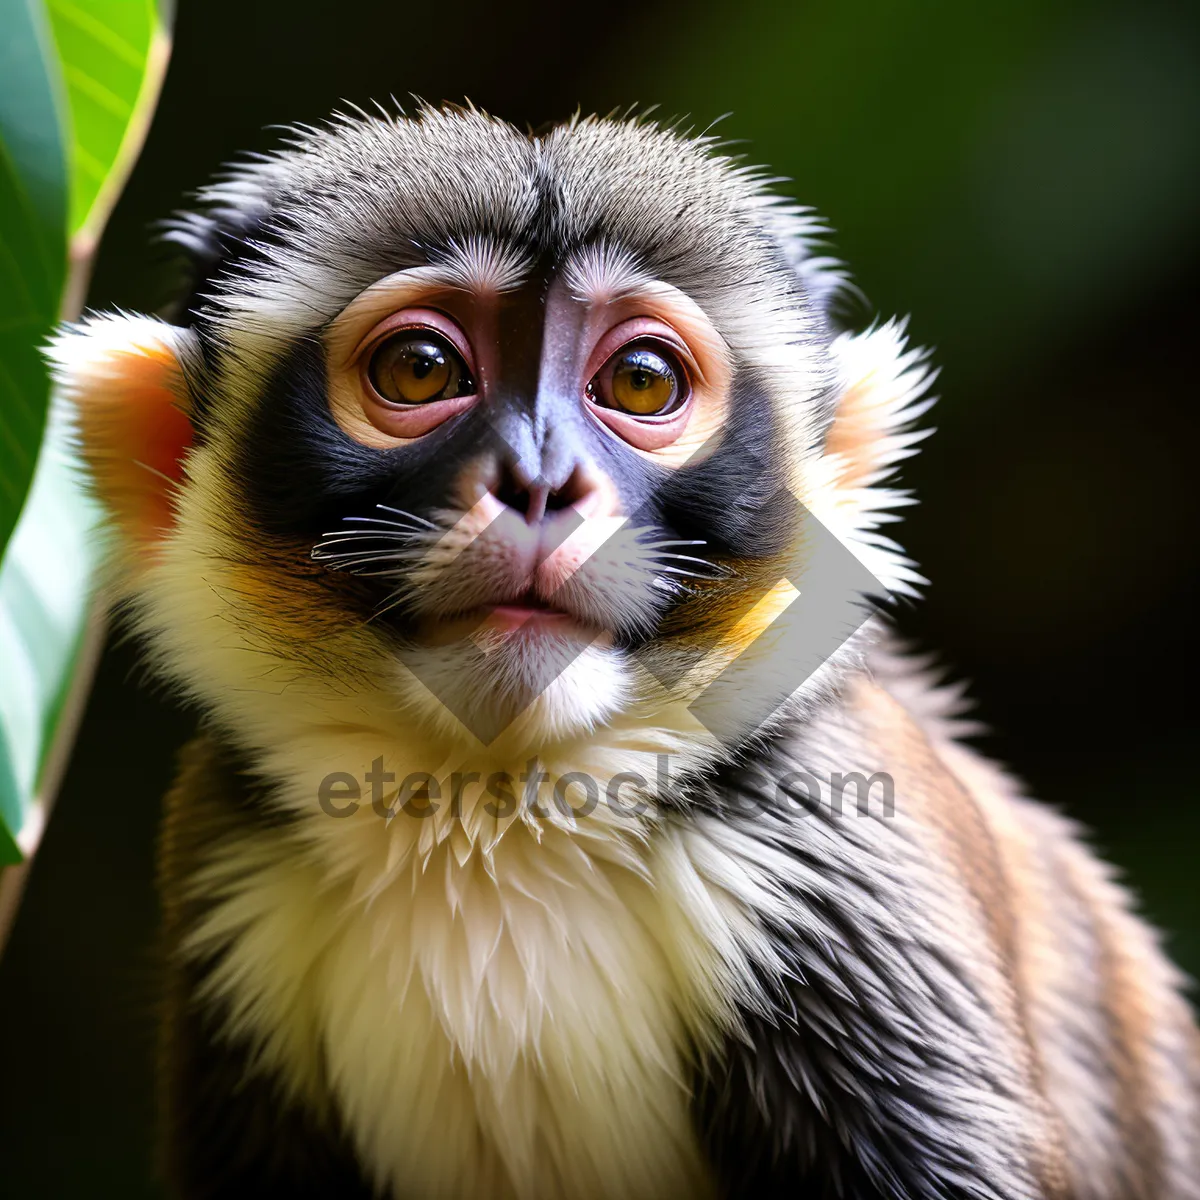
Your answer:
[266,244,810,745]
[53,109,922,767]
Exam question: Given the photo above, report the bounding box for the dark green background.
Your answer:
[2,0,1198,1193]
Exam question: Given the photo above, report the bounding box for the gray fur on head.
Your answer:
[164,106,845,428]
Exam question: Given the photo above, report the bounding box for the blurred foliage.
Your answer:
[657,0,1200,369]
[0,0,66,563]
[0,0,167,863]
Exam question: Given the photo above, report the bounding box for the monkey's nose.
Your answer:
[492,460,608,526]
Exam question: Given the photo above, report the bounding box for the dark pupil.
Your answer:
[408,346,443,377]
[630,368,653,390]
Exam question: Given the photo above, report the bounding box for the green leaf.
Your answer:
[0,0,68,564]
[0,0,170,865]
[46,0,159,239]
[0,406,98,865]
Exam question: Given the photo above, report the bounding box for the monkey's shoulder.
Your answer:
[158,735,377,1199]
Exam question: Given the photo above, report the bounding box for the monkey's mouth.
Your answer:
[483,597,577,632]
[419,588,603,644]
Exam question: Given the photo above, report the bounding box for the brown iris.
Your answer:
[367,331,472,405]
[592,345,686,417]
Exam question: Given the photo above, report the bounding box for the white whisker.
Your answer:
[375,503,439,529]
[653,553,725,572]
[343,516,431,531]
[367,587,416,624]
[317,555,407,570]
[656,565,716,579]
[638,538,708,550]
[314,532,421,548]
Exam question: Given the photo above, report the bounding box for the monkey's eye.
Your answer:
[366,331,474,405]
[588,344,688,418]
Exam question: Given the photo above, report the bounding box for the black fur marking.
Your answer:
[233,338,470,542]
[232,325,794,650]
[658,365,793,559]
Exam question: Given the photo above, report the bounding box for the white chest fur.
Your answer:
[183,749,778,1200]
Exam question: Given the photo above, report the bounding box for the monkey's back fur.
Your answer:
[51,107,1199,1199]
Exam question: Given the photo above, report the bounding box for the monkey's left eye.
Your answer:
[587,344,688,418]
[366,331,474,405]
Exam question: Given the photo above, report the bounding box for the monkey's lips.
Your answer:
[482,602,579,634]
[418,589,604,646]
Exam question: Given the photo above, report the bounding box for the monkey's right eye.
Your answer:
[366,332,474,405]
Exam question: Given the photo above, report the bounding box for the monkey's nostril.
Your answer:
[494,471,536,519]
[491,462,602,524]
[492,470,553,525]
[545,466,594,511]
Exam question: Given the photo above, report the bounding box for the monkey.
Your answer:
[48,105,1199,1199]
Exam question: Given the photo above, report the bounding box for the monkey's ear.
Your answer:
[46,314,199,548]
[824,320,936,496]
[818,321,935,599]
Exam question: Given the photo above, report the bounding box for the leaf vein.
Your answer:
[46,0,146,70]
[62,65,134,122]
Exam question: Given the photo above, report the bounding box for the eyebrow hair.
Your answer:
[433,234,532,296]
[561,240,651,305]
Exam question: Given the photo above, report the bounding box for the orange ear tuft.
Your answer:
[47,314,199,548]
